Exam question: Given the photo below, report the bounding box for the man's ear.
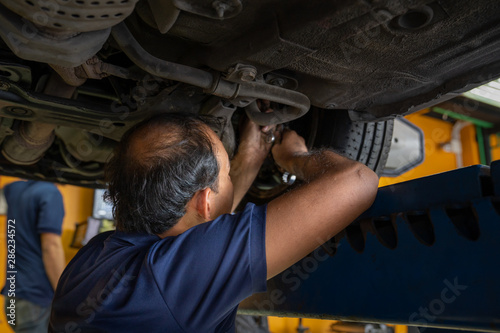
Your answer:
[193,187,212,221]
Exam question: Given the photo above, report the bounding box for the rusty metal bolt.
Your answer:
[238,68,257,82]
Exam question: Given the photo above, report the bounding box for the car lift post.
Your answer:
[239,161,500,332]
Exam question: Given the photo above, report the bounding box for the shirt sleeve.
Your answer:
[149,203,267,331]
[36,185,65,235]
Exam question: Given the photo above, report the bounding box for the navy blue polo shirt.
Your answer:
[2,180,65,307]
[49,203,267,333]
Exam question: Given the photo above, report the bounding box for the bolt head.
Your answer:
[238,69,257,82]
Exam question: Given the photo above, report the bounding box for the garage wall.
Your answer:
[379,109,481,187]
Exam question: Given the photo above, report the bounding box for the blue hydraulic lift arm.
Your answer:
[239,161,500,332]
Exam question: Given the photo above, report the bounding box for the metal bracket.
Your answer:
[200,96,237,157]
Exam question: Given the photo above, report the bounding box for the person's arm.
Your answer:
[41,233,65,290]
[230,119,272,212]
[266,130,379,279]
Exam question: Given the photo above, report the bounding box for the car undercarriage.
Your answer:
[0,0,499,188]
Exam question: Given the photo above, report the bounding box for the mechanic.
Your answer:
[49,112,378,332]
[2,180,65,333]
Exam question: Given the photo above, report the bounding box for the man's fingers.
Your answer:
[273,128,295,145]
[271,129,308,170]
[263,130,276,144]
[261,123,278,133]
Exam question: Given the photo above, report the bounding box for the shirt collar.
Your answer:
[110,230,160,246]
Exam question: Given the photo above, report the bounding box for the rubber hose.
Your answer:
[111,22,214,89]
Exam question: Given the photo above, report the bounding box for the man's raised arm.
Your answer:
[266,130,379,279]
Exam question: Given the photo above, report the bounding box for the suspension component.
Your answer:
[1,72,77,165]
[111,22,311,126]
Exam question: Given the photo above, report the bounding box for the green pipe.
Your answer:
[432,107,494,129]
[476,126,487,165]
[431,107,494,165]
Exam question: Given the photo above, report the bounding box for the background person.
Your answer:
[2,180,65,333]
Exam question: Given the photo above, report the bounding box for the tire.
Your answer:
[309,109,393,175]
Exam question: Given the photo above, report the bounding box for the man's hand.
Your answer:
[271,129,308,175]
[237,116,273,166]
[229,116,274,212]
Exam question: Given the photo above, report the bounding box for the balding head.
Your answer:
[104,113,221,235]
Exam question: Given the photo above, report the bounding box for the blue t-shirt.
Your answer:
[49,203,267,333]
[2,180,65,307]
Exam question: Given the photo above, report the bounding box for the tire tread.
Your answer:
[314,110,394,175]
